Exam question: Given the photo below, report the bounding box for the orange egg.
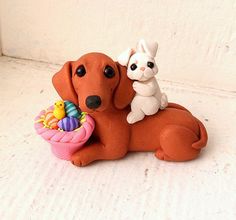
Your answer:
[44,110,59,129]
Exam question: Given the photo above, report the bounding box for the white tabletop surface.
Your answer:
[0,56,235,220]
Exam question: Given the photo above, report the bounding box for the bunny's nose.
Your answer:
[140,67,145,71]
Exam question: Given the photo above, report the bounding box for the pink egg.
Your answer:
[44,110,59,129]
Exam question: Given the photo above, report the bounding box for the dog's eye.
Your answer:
[130,64,137,71]
[104,66,115,78]
[147,62,154,69]
[76,65,86,77]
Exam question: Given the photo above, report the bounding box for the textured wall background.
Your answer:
[0,0,236,91]
[0,16,2,56]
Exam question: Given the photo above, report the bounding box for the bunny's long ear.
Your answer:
[137,39,158,58]
[52,61,78,105]
[117,48,134,66]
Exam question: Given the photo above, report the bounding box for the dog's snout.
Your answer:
[86,96,102,109]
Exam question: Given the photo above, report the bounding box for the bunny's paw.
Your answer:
[127,111,145,124]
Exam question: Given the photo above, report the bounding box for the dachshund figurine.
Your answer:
[52,52,208,167]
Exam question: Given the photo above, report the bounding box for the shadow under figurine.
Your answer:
[52,52,208,167]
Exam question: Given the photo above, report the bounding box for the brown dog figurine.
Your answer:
[52,52,208,166]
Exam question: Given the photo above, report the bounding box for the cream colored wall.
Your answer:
[0,0,236,91]
[0,14,2,56]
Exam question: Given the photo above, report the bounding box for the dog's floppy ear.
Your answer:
[117,48,134,66]
[52,61,78,105]
[113,62,135,109]
[137,39,158,58]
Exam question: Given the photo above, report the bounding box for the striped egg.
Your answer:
[43,110,59,129]
[57,116,80,131]
[64,101,81,118]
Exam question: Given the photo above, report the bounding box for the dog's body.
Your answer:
[53,53,207,166]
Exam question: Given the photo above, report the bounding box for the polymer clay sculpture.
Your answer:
[34,100,95,160]
[118,39,168,124]
[57,116,80,131]
[52,52,208,167]
[43,109,59,129]
[53,100,66,119]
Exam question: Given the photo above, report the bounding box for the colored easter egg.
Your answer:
[57,116,80,131]
[64,101,81,118]
[44,110,59,129]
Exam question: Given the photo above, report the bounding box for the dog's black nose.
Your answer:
[86,96,102,109]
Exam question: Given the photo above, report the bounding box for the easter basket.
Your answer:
[34,108,95,160]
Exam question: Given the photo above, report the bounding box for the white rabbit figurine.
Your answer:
[118,39,168,124]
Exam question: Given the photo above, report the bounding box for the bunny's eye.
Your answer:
[147,62,154,69]
[76,65,86,77]
[130,64,137,71]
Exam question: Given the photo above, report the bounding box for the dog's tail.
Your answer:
[192,118,208,149]
[168,102,208,149]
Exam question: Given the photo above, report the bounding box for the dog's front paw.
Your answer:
[71,151,91,167]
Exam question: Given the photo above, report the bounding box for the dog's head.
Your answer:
[52,53,134,113]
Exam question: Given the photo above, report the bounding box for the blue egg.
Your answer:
[64,101,81,118]
[58,116,80,131]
